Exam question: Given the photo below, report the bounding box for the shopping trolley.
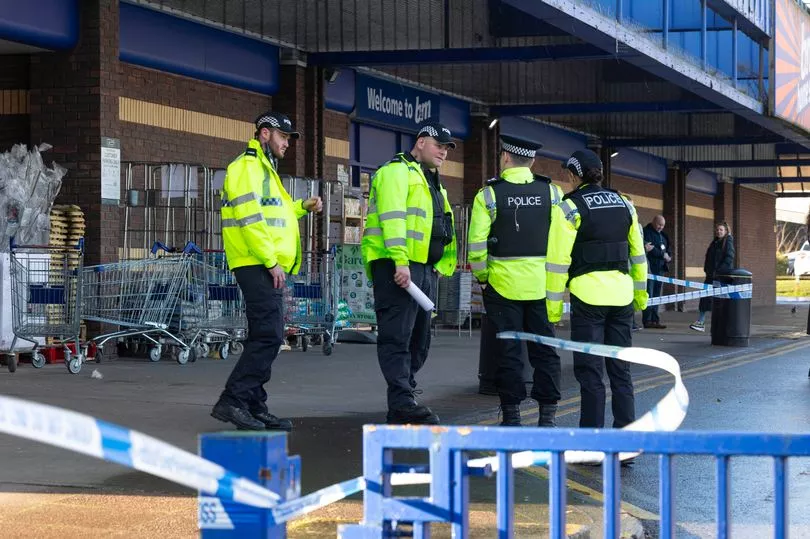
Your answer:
[4,240,85,373]
[181,250,247,360]
[284,249,340,355]
[82,241,199,364]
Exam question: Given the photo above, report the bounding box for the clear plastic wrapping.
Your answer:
[0,143,66,249]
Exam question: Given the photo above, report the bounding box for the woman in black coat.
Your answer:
[690,222,735,332]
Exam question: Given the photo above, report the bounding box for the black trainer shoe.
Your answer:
[211,402,266,431]
[386,404,440,425]
[252,411,293,431]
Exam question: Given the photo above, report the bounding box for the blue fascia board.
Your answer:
[611,148,667,184]
[324,69,356,114]
[776,143,810,155]
[686,168,718,194]
[492,101,723,115]
[119,2,279,95]
[500,0,810,151]
[0,0,79,50]
[499,116,586,160]
[309,44,629,66]
[735,177,809,184]
[680,158,810,168]
[607,136,785,147]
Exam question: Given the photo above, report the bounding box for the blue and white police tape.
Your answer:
[647,283,752,306]
[387,332,689,485]
[0,393,379,525]
[0,394,281,508]
[647,274,713,289]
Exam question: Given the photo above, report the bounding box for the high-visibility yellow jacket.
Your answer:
[545,184,648,322]
[361,152,457,277]
[467,167,563,301]
[221,139,309,273]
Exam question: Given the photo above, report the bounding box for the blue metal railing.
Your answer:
[339,426,810,539]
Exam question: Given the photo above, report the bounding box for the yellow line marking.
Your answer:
[472,338,810,521]
[522,466,661,521]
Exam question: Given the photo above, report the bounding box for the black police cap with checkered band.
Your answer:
[416,122,456,148]
[562,149,602,177]
[499,135,542,159]
[254,111,300,139]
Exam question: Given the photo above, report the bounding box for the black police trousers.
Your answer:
[372,259,437,410]
[217,265,284,414]
[483,285,561,406]
[570,294,635,428]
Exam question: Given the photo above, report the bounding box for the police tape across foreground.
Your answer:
[0,326,689,527]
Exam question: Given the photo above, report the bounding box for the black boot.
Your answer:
[500,405,521,426]
[537,404,557,427]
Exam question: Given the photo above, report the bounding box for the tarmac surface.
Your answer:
[0,304,808,537]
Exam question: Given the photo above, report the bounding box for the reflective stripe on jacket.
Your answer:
[361,153,457,278]
[221,139,308,273]
[467,167,563,301]
[545,184,648,322]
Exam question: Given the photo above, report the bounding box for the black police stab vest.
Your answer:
[487,176,552,258]
[565,184,631,280]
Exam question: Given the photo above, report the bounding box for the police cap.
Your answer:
[562,149,602,177]
[500,135,542,159]
[254,111,300,139]
[416,122,456,148]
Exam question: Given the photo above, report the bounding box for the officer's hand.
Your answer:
[664,253,672,263]
[644,242,653,253]
[303,197,323,213]
[393,265,411,288]
[268,264,286,289]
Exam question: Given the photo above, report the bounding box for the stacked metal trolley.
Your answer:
[3,239,85,373]
[283,248,340,356]
[81,241,199,365]
[173,248,247,361]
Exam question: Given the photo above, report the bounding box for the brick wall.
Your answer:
[322,110,350,183]
[117,64,271,166]
[610,175,664,228]
[685,191,715,282]
[444,140,465,205]
[0,55,30,151]
[28,0,108,262]
[463,117,498,204]
[737,187,776,305]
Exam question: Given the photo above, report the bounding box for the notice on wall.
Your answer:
[337,164,350,185]
[101,137,121,204]
[335,243,376,324]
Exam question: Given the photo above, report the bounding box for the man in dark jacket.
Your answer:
[642,215,671,329]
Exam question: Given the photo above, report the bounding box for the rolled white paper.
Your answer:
[406,281,435,311]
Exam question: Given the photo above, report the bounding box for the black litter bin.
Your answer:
[477,313,532,395]
[710,268,752,347]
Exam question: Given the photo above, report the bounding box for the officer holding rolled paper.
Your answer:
[468,135,564,427]
[361,121,458,425]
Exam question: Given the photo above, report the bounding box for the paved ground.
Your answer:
[0,304,808,537]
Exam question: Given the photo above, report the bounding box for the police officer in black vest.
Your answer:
[546,150,648,429]
[468,135,564,427]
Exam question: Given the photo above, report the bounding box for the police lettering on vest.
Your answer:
[565,185,631,280]
[488,179,552,258]
[581,191,625,210]
[506,195,544,207]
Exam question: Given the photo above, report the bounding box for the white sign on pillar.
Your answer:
[101,136,121,204]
